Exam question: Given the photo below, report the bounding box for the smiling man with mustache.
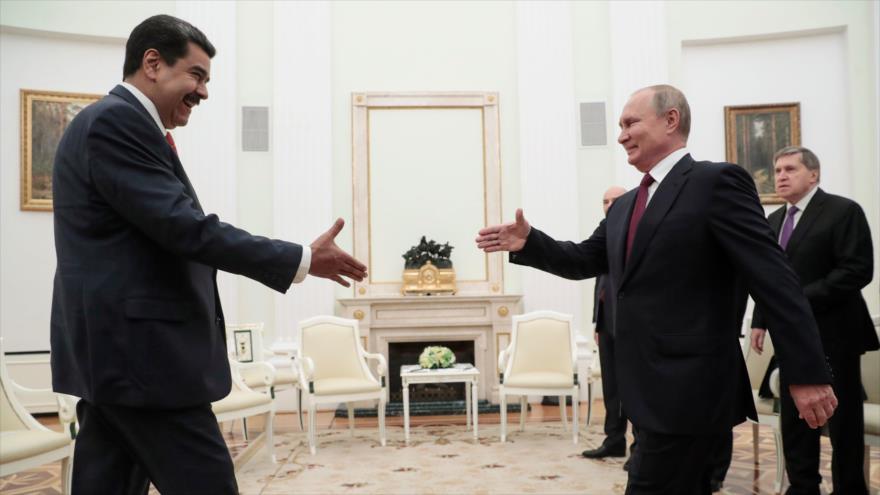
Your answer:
[50,15,366,494]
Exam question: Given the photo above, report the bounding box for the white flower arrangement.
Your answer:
[418,345,456,369]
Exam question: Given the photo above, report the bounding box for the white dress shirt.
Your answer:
[780,184,819,242]
[119,82,310,284]
[645,147,689,205]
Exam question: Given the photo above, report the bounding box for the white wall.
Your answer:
[0,30,124,352]
[682,30,851,198]
[1,0,877,358]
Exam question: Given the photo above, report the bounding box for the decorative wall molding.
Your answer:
[515,1,585,333]
[609,0,669,188]
[272,1,335,340]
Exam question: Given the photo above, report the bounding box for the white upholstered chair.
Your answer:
[743,325,785,494]
[0,342,77,493]
[296,316,387,455]
[498,311,579,444]
[226,323,300,435]
[210,357,276,465]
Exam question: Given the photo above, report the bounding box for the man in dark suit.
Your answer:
[51,15,366,494]
[750,146,877,495]
[476,85,837,494]
[582,186,632,462]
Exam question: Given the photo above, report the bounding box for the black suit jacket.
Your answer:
[51,85,303,409]
[510,155,830,435]
[752,188,878,356]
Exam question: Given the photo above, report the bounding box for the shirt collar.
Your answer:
[120,81,166,136]
[788,184,819,212]
[647,146,688,185]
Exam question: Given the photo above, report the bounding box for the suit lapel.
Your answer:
[785,188,826,256]
[608,190,637,282]
[110,85,204,213]
[621,155,693,287]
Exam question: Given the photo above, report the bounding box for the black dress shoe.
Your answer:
[581,443,626,458]
[709,479,723,492]
[623,458,631,472]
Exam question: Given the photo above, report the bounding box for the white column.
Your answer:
[174,2,239,324]
[273,1,335,340]
[515,1,585,333]
[608,1,669,188]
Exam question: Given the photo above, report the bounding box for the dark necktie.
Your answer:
[626,173,655,262]
[165,132,177,155]
[779,205,799,249]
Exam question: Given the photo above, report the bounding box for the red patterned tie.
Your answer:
[626,173,655,262]
[165,132,177,154]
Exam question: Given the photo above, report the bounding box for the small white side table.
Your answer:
[401,364,480,444]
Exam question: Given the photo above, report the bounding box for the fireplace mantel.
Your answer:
[338,294,522,403]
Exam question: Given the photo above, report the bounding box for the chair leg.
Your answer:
[519,396,527,432]
[242,417,249,441]
[586,382,593,428]
[864,444,870,491]
[560,395,568,431]
[752,422,759,465]
[347,403,355,436]
[309,401,317,455]
[297,388,304,431]
[61,455,72,495]
[572,388,579,444]
[772,424,785,494]
[500,391,507,443]
[266,411,276,464]
[378,396,386,447]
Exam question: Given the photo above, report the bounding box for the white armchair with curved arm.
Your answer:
[743,325,785,494]
[0,342,77,494]
[211,357,276,466]
[296,316,387,455]
[226,323,301,435]
[498,311,579,444]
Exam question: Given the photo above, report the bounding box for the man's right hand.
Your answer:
[309,218,367,288]
[750,328,766,354]
[475,208,530,253]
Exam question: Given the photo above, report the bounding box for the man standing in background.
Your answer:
[582,186,632,464]
[51,15,366,494]
[751,146,876,495]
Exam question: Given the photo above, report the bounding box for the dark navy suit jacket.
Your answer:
[51,85,302,408]
[510,155,830,435]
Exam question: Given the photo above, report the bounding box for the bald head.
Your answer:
[603,186,626,215]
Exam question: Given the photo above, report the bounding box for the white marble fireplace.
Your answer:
[338,294,522,403]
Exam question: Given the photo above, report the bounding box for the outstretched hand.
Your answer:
[309,218,367,287]
[789,384,837,429]
[475,208,531,253]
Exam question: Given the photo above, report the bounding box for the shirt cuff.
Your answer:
[292,247,311,284]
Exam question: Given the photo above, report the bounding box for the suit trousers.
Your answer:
[780,349,867,495]
[625,428,728,495]
[597,330,629,448]
[72,400,237,495]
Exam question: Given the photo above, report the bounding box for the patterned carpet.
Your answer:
[2,420,878,494]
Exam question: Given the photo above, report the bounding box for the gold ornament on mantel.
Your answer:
[401,236,456,296]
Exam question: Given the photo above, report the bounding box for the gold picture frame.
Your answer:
[724,102,800,205]
[20,89,101,211]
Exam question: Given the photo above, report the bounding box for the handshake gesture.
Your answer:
[308,218,367,287]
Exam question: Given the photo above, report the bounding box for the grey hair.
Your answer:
[774,146,820,179]
[644,84,691,139]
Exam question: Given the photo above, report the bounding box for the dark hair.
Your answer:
[123,15,216,79]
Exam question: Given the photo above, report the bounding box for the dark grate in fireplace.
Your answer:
[388,340,475,403]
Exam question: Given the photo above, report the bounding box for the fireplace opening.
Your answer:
[388,340,475,403]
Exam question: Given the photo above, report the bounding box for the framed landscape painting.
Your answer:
[20,89,101,211]
[724,102,800,204]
